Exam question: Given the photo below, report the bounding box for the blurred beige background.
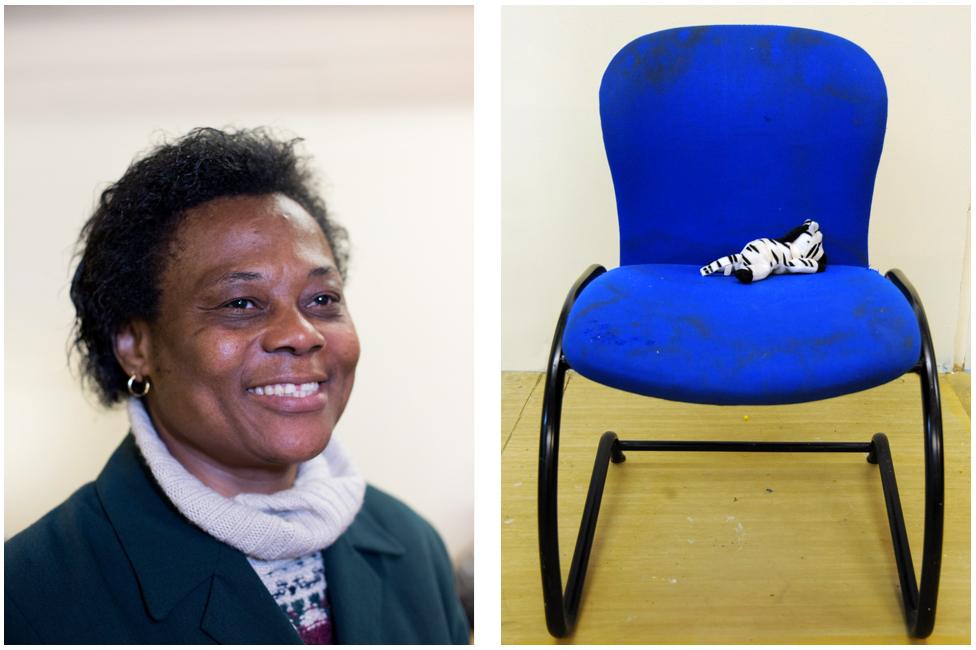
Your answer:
[502,5,970,373]
[5,6,474,558]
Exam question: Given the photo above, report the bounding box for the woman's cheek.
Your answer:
[206,334,249,373]
[335,323,361,368]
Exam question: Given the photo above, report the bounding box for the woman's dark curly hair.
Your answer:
[70,127,349,406]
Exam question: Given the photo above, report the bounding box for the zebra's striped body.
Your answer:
[699,220,827,283]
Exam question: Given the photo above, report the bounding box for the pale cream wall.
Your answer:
[502,5,971,372]
[4,6,474,557]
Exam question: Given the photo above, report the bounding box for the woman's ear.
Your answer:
[113,321,154,379]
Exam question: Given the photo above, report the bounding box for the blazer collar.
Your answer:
[340,500,406,556]
[94,435,407,644]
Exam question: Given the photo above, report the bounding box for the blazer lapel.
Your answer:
[96,434,300,644]
[323,506,405,644]
[95,435,220,621]
[199,545,302,644]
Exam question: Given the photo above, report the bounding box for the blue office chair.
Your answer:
[538,25,943,638]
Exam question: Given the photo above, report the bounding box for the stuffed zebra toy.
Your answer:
[699,219,827,284]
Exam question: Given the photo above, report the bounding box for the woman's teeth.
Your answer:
[248,382,320,397]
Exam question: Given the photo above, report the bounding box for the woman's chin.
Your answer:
[258,428,333,467]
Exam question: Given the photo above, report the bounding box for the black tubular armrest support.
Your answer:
[884,268,945,637]
[538,264,606,637]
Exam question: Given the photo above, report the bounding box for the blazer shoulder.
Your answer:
[360,484,442,544]
[5,481,108,571]
[5,482,117,643]
[355,485,470,643]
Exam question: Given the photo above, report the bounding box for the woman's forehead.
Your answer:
[182,193,316,232]
[167,194,336,280]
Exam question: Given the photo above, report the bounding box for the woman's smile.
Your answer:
[245,379,329,412]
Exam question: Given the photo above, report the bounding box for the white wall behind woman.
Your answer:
[502,5,970,372]
[4,6,474,558]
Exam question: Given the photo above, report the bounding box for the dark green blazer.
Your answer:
[5,435,469,644]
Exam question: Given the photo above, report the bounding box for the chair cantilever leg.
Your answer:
[565,431,623,623]
[884,269,945,638]
[538,265,606,637]
[538,351,571,637]
[865,344,943,638]
[539,360,623,637]
[870,433,921,627]
[912,334,944,638]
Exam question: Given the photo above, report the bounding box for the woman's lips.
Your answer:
[248,381,320,398]
[245,381,328,412]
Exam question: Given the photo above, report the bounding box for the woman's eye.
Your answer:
[312,294,339,307]
[224,298,257,310]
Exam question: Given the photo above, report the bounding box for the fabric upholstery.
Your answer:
[562,265,920,405]
[600,25,887,267]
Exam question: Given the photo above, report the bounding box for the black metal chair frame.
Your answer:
[538,264,944,638]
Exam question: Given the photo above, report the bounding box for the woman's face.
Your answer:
[120,193,359,485]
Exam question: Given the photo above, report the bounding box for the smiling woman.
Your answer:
[4,128,469,644]
[116,194,361,497]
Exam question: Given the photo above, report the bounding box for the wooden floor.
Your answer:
[501,371,971,644]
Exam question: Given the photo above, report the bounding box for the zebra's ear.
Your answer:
[778,222,810,243]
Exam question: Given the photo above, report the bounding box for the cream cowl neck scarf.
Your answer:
[127,399,366,561]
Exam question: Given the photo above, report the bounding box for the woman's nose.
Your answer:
[262,307,326,355]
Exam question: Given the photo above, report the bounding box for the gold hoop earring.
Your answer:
[127,375,151,397]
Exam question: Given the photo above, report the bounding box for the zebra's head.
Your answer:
[790,220,824,260]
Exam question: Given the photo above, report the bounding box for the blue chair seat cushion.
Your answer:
[562,265,921,405]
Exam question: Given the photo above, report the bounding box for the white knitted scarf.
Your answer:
[127,399,366,561]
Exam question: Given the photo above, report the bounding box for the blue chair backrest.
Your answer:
[600,25,887,267]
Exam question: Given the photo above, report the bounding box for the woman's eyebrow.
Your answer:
[212,271,264,285]
[205,267,335,287]
[308,266,335,278]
